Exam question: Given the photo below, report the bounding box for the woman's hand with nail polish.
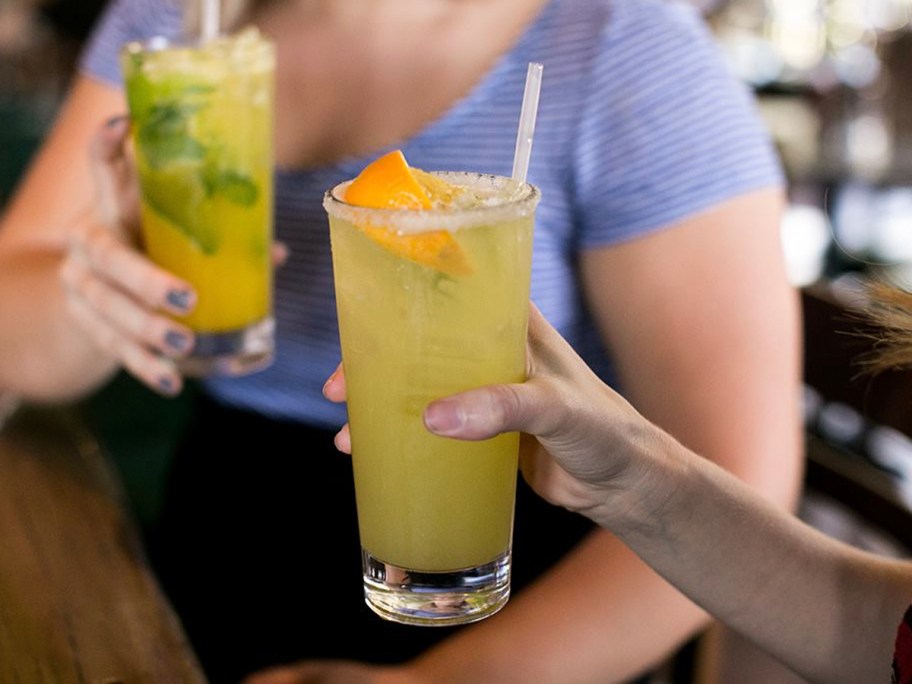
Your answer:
[58,116,198,396]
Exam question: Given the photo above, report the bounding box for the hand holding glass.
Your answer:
[325,155,539,625]
[121,28,275,376]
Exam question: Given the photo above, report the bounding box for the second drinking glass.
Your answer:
[121,28,275,376]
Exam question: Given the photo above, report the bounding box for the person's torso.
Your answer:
[205,0,616,425]
[83,0,779,425]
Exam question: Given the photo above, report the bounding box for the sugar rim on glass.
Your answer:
[323,172,540,234]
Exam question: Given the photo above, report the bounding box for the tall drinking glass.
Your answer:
[121,29,275,376]
[325,173,539,626]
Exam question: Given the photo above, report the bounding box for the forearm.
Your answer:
[0,248,117,400]
[0,78,128,401]
[411,528,710,684]
[605,432,912,684]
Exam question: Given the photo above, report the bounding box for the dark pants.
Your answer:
[145,394,595,683]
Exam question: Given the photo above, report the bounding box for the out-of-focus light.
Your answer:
[781,204,830,286]
[832,182,876,256]
[770,0,822,20]
[832,43,882,87]
[871,189,912,261]
[847,113,892,177]
[803,384,823,425]
[819,401,866,443]
[867,0,911,32]
[719,32,784,84]
[828,22,868,47]
[770,20,827,71]
[868,426,912,473]
[830,0,868,38]
[882,262,912,296]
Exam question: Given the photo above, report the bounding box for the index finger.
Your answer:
[90,115,133,228]
[322,362,346,402]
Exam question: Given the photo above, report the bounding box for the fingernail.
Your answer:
[104,114,128,130]
[424,400,465,435]
[322,370,338,397]
[165,330,191,352]
[158,376,176,394]
[166,289,194,312]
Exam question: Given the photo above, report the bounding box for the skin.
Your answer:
[0,80,198,399]
[305,306,912,684]
[0,0,802,681]
[266,187,802,684]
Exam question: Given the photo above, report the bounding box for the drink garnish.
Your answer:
[344,150,472,276]
[127,74,259,254]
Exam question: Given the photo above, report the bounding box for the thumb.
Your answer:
[92,115,131,165]
[90,114,139,231]
[424,381,559,441]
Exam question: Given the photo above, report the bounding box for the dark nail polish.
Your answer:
[158,376,175,394]
[165,330,189,352]
[105,114,128,129]
[166,289,193,312]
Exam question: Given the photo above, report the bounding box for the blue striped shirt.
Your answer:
[81,0,783,427]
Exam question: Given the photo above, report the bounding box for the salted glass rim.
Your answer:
[323,172,540,233]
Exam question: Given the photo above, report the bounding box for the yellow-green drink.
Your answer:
[325,167,539,626]
[121,29,275,376]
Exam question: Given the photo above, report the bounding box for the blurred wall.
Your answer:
[0,0,105,205]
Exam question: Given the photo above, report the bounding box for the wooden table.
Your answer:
[0,405,206,683]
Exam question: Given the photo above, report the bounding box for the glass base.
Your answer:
[179,317,275,377]
[362,548,511,627]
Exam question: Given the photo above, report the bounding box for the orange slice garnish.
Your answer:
[359,224,471,276]
[345,150,432,210]
[344,150,471,276]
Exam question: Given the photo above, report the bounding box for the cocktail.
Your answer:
[324,150,539,625]
[121,28,275,376]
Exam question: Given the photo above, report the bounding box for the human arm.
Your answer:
[398,188,803,683]
[0,76,199,400]
[252,188,805,684]
[419,304,912,684]
[318,303,911,684]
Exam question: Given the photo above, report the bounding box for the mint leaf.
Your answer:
[129,84,260,255]
[217,170,259,206]
[202,167,259,206]
[137,100,208,169]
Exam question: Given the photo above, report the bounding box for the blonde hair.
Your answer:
[181,0,259,35]
[859,279,912,373]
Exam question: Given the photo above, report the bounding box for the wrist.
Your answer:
[583,422,691,539]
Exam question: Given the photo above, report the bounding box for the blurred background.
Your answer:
[4,3,912,681]
[4,0,912,562]
[0,0,104,205]
[6,0,912,570]
[5,0,912,289]
[706,0,912,288]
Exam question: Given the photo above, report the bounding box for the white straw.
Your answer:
[201,0,221,43]
[512,62,544,184]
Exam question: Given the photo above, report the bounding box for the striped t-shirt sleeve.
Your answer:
[572,1,784,248]
[79,0,183,87]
